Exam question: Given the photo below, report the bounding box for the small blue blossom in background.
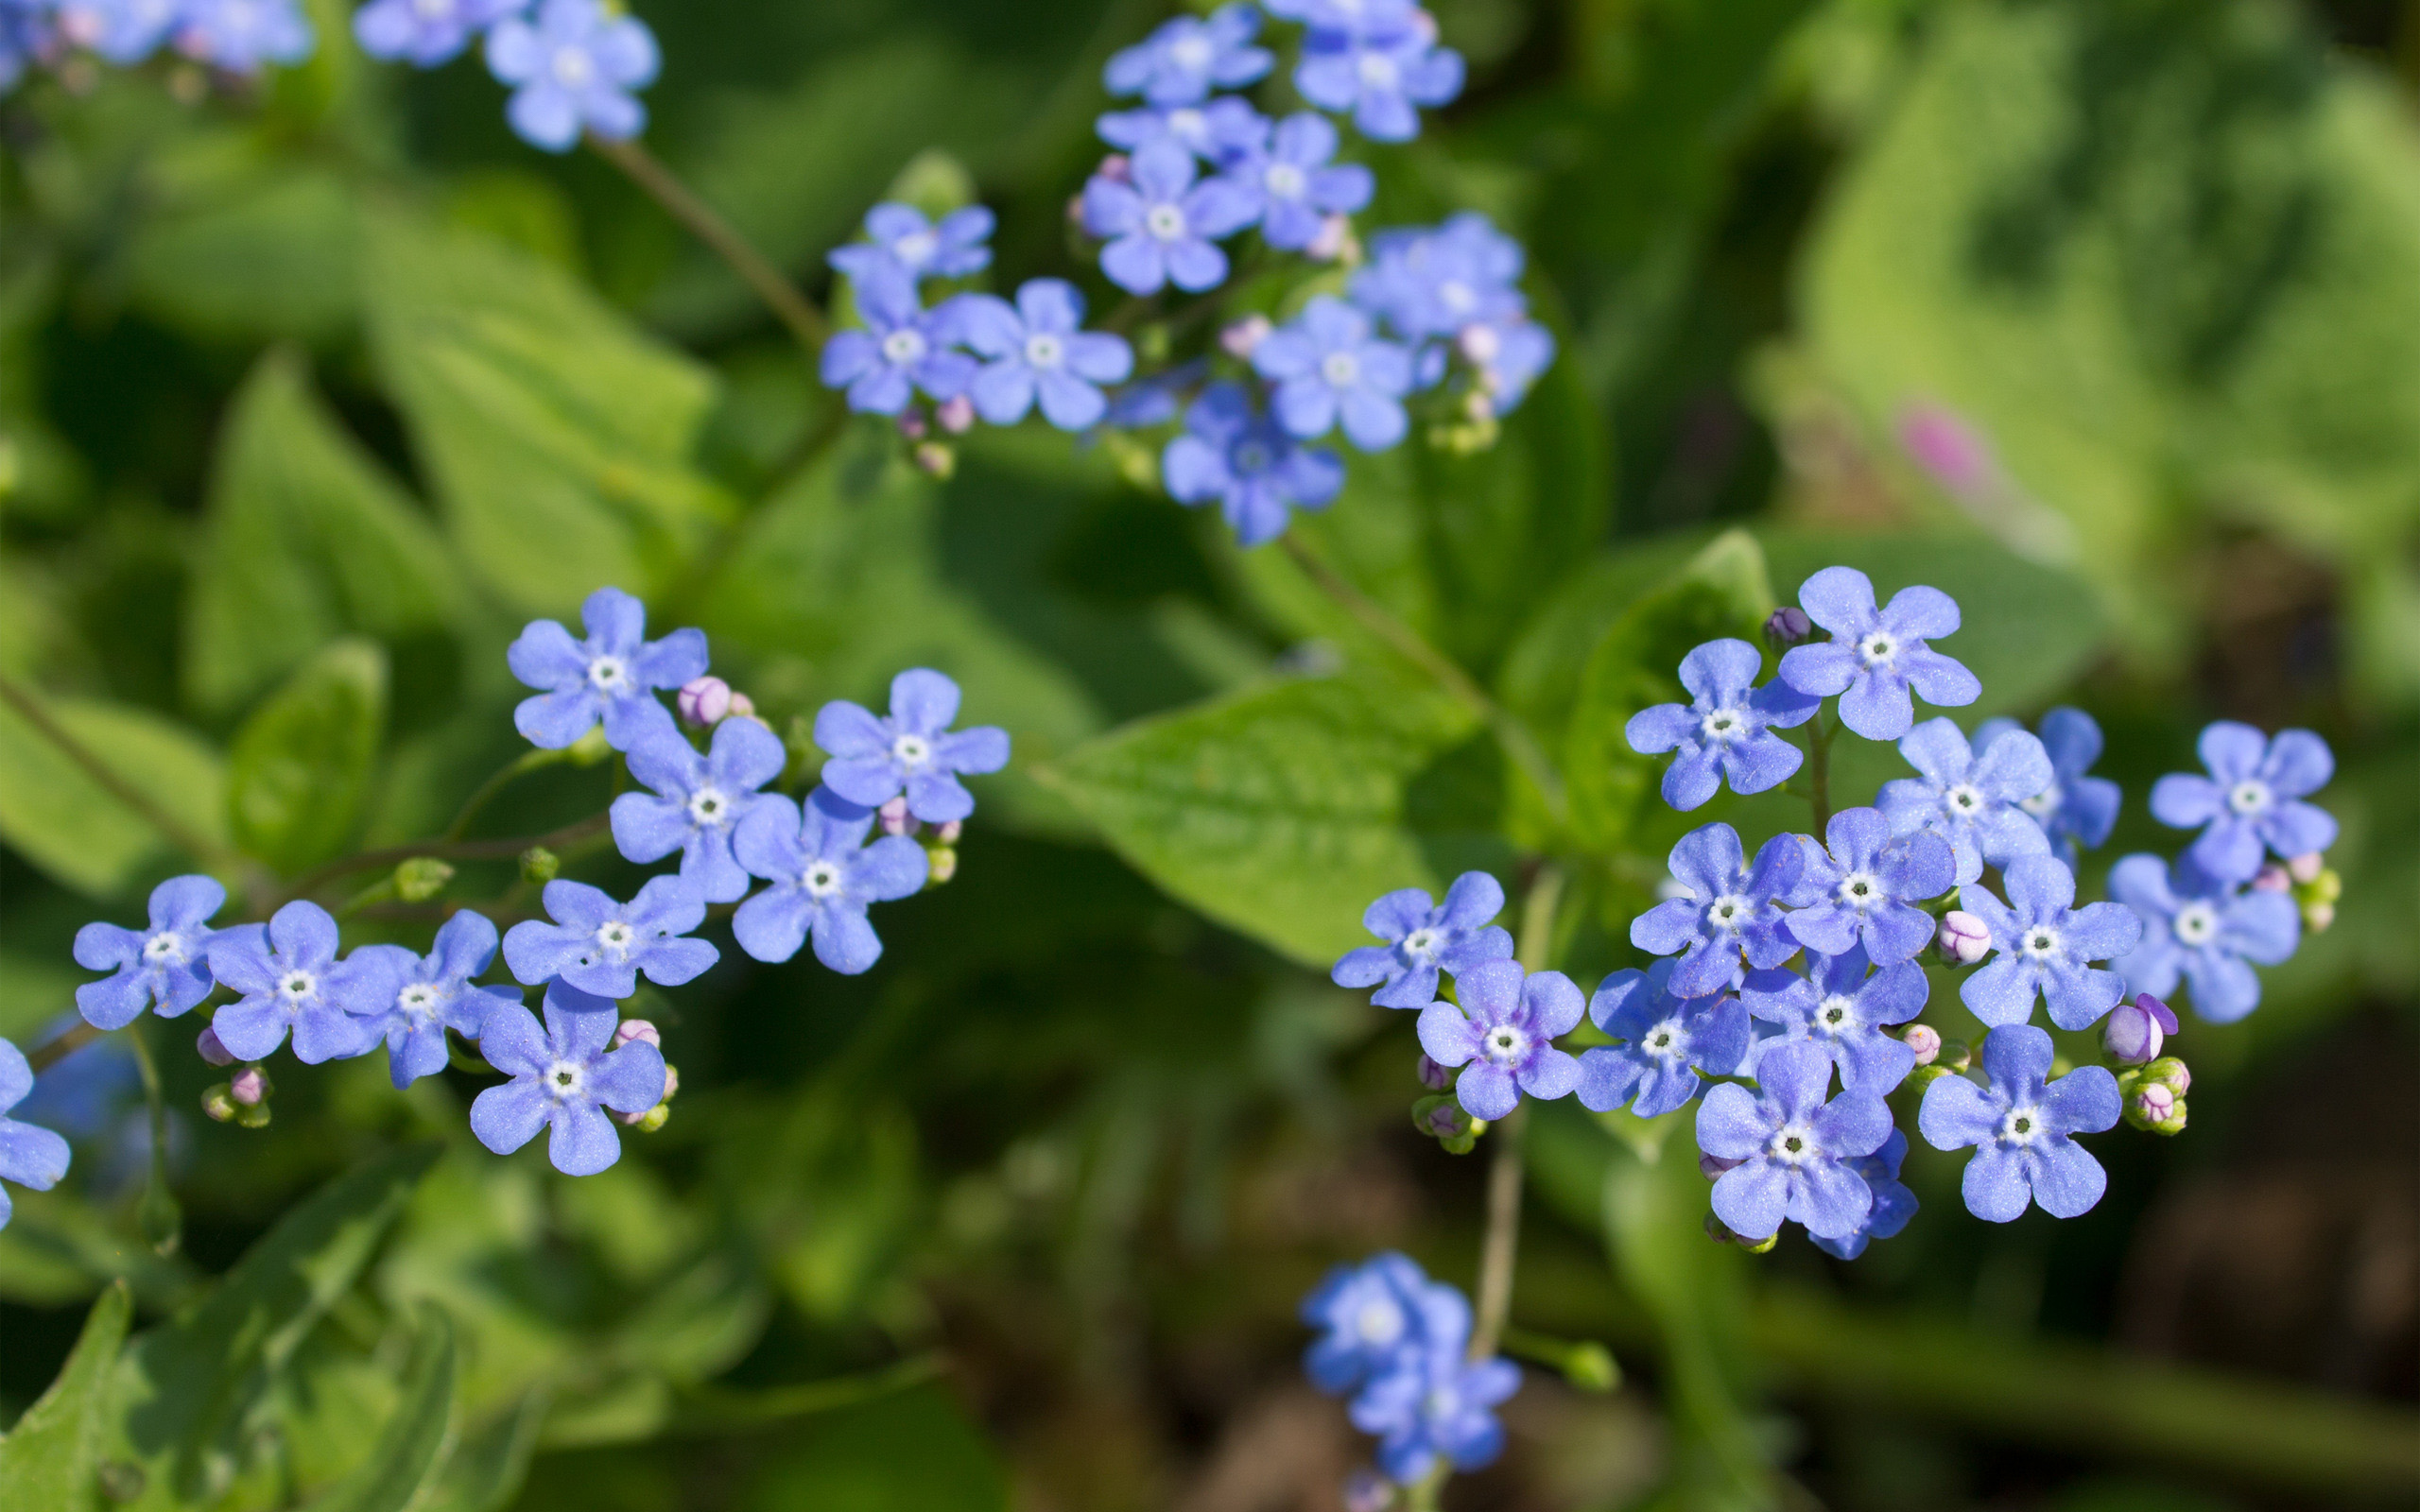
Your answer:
[1097,96,1267,163]
[2109,854,2300,1023]
[1812,1128,1917,1261]
[73,873,225,1030]
[1416,959,1583,1121]
[828,202,996,284]
[612,717,788,903]
[1161,380,1344,545]
[206,902,375,1064]
[819,266,979,415]
[508,585,706,751]
[1233,112,1373,251]
[732,786,929,973]
[1958,856,2143,1031]
[1919,1022,2119,1222]
[1351,213,1525,340]
[1,3,55,89]
[1294,7,1463,143]
[956,280,1136,432]
[1299,1250,1461,1393]
[1625,637,1819,811]
[1455,312,1554,412]
[485,0,658,151]
[1783,807,1953,966]
[1331,870,1512,1009]
[1630,822,1806,998]
[11,1017,140,1143]
[813,668,1011,824]
[1576,958,1748,1118]
[1301,1248,1517,1486]
[2150,721,2337,884]
[53,0,180,64]
[1778,566,1979,741]
[1082,139,1259,296]
[1877,716,2052,885]
[1252,294,1413,451]
[174,0,312,71]
[0,1039,72,1231]
[1695,1040,1893,1243]
[1102,2,1270,106]
[1350,1341,1518,1484]
[1977,707,2119,868]
[353,0,517,68]
[1742,945,1927,1094]
[471,980,666,1176]
[328,911,523,1089]
[503,876,718,998]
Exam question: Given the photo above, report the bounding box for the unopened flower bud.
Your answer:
[520,846,561,885]
[633,1103,671,1132]
[1306,213,1352,262]
[726,691,757,720]
[235,1101,272,1129]
[1564,1341,1619,1393]
[912,440,956,479]
[937,393,976,435]
[2140,1056,2190,1095]
[938,819,962,844]
[1699,1151,1742,1181]
[1764,605,1813,649]
[1938,910,1991,965]
[2103,993,2176,1065]
[1738,1228,1778,1255]
[231,1067,271,1106]
[1407,8,1439,43]
[395,857,455,902]
[896,409,929,440]
[1219,315,1272,360]
[1902,1023,1942,1065]
[202,1085,237,1122]
[2133,1082,2174,1121]
[197,1026,236,1067]
[679,675,734,727]
[2252,864,2291,892]
[1936,1037,1972,1073]
[2303,900,2335,933]
[879,796,915,837]
[1097,152,1131,183]
[1343,1469,1393,1512]
[613,1019,661,1051]
[1457,321,1502,366]
[1416,1053,1452,1091]
[660,1064,680,1101]
[2289,851,2325,885]
[926,848,959,884]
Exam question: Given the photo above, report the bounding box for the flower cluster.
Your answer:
[352,0,657,151]
[1300,1252,1519,1486]
[2,0,313,85]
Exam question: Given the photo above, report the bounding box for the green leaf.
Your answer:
[417,1392,546,1512]
[227,639,388,874]
[106,1144,440,1510]
[363,205,734,613]
[740,1385,1007,1512]
[0,1281,132,1512]
[127,165,359,346]
[1037,668,1510,968]
[299,1309,458,1512]
[185,351,461,718]
[0,695,229,898]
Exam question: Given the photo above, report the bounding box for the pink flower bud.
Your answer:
[1407,8,1439,43]
[2303,900,2335,933]
[1422,1102,1464,1139]
[1938,910,1991,965]
[726,691,756,720]
[879,796,915,836]
[1764,606,1813,649]
[661,1064,679,1100]
[1098,153,1132,183]
[1306,214,1351,262]
[2102,993,2174,1065]
[1416,1054,1452,1091]
[1457,321,1502,366]
[231,1067,269,1106]
[938,819,962,844]
[896,410,929,440]
[912,441,955,478]
[2131,1081,2175,1124]
[937,394,976,435]
[197,1026,237,1067]
[1902,1023,1942,1065]
[1219,315,1272,360]
[1897,402,1998,498]
[677,676,733,728]
[1344,1469,1393,1512]
[613,1019,662,1051]
[2251,864,2291,892]
[2289,851,2325,884]
[1699,1151,1743,1181]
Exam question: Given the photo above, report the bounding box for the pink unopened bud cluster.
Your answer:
[1938,910,1991,965]
[197,1026,236,1067]
[2102,993,2176,1065]
[1220,315,1272,360]
[678,677,755,729]
[1699,1152,1743,1181]
[1902,1023,1943,1065]
[613,1019,662,1051]
[231,1067,269,1106]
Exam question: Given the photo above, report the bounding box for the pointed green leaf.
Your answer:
[0,696,228,898]
[0,1281,132,1512]
[300,1309,458,1512]
[226,639,388,874]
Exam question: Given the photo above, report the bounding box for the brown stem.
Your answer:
[587,133,830,352]
[0,669,237,871]
[277,812,612,906]
[26,1020,105,1074]
[1805,707,1835,835]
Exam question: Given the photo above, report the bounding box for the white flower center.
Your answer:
[1401,926,1440,960]
[1768,1122,1820,1164]
[1836,871,1879,911]
[1438,279,1476,314]
[1998,1106,2042,1145]
[1857,630,1898,665]
[1706,893,1753,932]
[1816,994,1858,1035]
[892,230,937,269]
[1024,332,1065,369]
[1945,782,1984,816]
[1167,107,1206,143]
[278,970,316,1003]
[881,327,927,366]
[1168,32,1213,71]
[595,920,634,959]
[1355,1297,1404,1345]
[1700,706,1745,743]
[1264,162,1306,198]
[1480,1023,1530,1065]
[1356,50,1400,89]
[544,1058,587,1101]
[891,732,932,766]
[1145,203,1188,241]
[412,0,449,18]
[2020,786,2061,819]
[586,655,629,693]
[1233,438,1272,472]
[398,983,443,1020]
[550,45,593,89]
[2227,780,2272,816]
[1320,350,1361,387]
[2171,902,2219,947]
[688,784,733,827]
[143,931,187,965]
[1641,1017,1688,1060]
[802,862,842,898]
[2020,925,2062,960]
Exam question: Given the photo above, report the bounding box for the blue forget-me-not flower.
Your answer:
[503,875,718,999]
[1958,855,2142,1031]
[2108,854,2299,1024]
[1919,1022,2119,1222]
[1782,806,1954,966]
[52,0,180,64]
[175,0,313,71]
[1331,870,1513,1009]
[1778,566,1980,742]
[1576,958,1749,1119]
[1631,822,1806,999]
[1876,717,2052,886]
[73,874,226,1030]
[731,786,928,973]
[1294,9,1463,143]
[1975,707,2119,868]
[955,279,1136,432]
[1230,112,1373,251]
[328,910,523,1089]
[1161,380,1345,546]
[1695,1040,1893,1244]
[1625,637,1819,812]
[819,265,978,415]
[1417,959,1582,1122]
[206,902,376,1065]
[813,668,1011,825]
[509,585,705,752]
[1457,311,1555,412]
[1350,1340,1519,1485]
[0,1039,71,1232]
[471,979,665,1177]
[1082,138,1258,296]
[1252,295,1413,452]
[828,202,995,285]
[1096,96,1267,164]
[1813,1128,1917,1261]
[1350,213,1524,340]
[485,0,658,151]
[612,716,789,903]
[1299,1250,1464,1395]
[2149,721,2337,884]
[1103,3,1270,106]
[1742,945,1927,1095]
[354,0,517,67]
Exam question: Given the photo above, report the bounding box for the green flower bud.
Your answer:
[395,857,456,902]
[520,847,562,885]
[1564,1342,1619,1394]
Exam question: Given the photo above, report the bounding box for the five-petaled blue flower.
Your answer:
[1300,1250,1464,1395]
[1350,213,1525,340]
[73,874,227,1030]
[1783,806,1954,966]
[2108,854,2299,1024]
[485,0,658,151]
[1350,1340,1519,1486]
[1626,637,1819,812]
[53,0,180,65]
[1295,12,1464,143]
[956,279,1136,432]
[1458,312,1555,411]
[1695,1040,1893,1244]
[508,585,705,752]
[1812,1128,1917,1261]
[731,786,929,973]
[0,1039,71,1232]
[1742,945,1927,1095]
[1576,958,1749,1118]
[1631,822,1806,999]
[1231,112,1374,250]
[1958,855,2143,1031]
[354,0,517,67]
[1974,707,2119,868]
[327,911,523,1089]
[813,668,1011,825]
[1161,381,1345,546]
[1097,97,1268,164]
[206,902,376,1064]
[1417,959,1582,1122]
[1876,717,2052,886]
[1777,566,1979,741]
[1919,1022,2119,1222]
[503,876,718,999]
[612,717,788,904]
[2149,722,2337,885]
[1331,870,1513,1009]
[471,979,666,1177]
[819,266,977,416]
[828,202,996,285]
[1104,3,1271,105]
[1252,295,1414,452]
[175,0,313,71]
[1081,139,1259,296]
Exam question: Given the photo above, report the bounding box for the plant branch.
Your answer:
[0,669,238,871]
[1804,707,1835,835]
[278,812,612,906]
[1470,863,1564,1366]
[588,133,829,352]
[27,1020,105,1074]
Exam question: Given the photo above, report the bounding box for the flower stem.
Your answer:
[1469,864,1564,1366]
[26,1020,104,1075]
[126,1021,182,1257]
[275,812,613,908]
[1805,707,1835,835]
[0,668,242,874]
[587,132,830,352]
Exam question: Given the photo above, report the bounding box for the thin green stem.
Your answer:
[26,1020,105,1074]
[587,133,830,352]
[1469,864,1564,1367]
[275,812,612,908]
[126,1022,182,1257]
[0,668,242,873]
[1804,707,1835,835]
